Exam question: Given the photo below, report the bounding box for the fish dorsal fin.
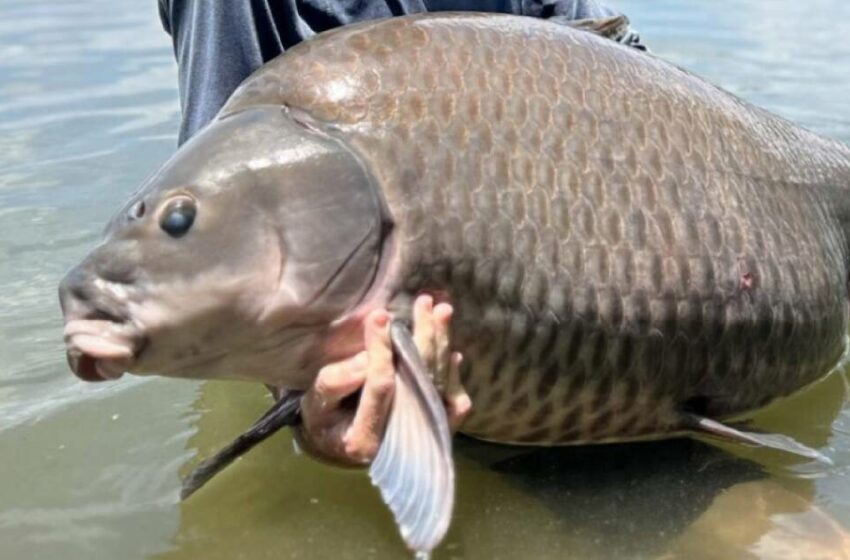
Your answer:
[683,413,833,465]
[558,14,631,40]
[552,15,649,52]
[369,321,454,555]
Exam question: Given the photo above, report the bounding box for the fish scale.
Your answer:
[221,14,850,444]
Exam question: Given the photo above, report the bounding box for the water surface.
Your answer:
[2,1,850,558]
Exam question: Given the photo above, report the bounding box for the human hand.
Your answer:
[294,295,471,466]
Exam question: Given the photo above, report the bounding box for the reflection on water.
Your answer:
[2,0,850,559]
[157,371,850,560]
[0,2,193,559]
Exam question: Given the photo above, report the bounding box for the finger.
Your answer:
[344,309,395,463]
[447,393,473,432]
[292,420,356,467]
[445,352,472,432]
[432,302,453,392]
[296,353,369,466]
[305,351,369,414]
[412,294,436,367]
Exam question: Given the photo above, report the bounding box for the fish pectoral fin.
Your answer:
[180,390,302,500]
[683,413,833,465]
[369,320,454,555]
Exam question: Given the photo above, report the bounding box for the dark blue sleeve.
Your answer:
[530,0,617,19]
[160,0,293,145]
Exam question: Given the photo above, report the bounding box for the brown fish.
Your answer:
[59,14,850,554]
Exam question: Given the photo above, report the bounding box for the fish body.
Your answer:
[220,14,850,444]
[59,13,850,552]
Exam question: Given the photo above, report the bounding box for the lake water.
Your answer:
[2,1,850,558]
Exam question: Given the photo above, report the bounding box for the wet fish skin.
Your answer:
[222,14,850,444]
[59,106,388,387]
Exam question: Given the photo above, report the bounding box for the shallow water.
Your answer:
[1,1,850,558]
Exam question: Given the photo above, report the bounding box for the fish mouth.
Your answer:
[63,318,144,382]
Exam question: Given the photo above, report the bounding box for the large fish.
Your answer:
[58,13,850,555]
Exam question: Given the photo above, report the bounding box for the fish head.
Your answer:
[59,106,387,388]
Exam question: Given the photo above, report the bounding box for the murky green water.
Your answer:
[2,1,850,558]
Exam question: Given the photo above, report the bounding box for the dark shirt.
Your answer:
[158,0,619,144]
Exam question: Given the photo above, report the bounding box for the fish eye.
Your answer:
[159,196,197,238]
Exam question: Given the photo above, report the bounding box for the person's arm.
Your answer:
[159,0,288,144]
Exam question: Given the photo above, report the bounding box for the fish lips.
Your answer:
[63,319,144,382]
